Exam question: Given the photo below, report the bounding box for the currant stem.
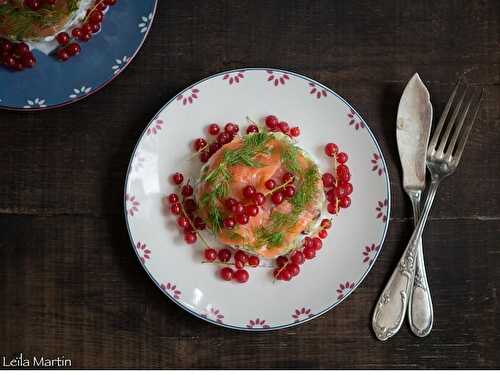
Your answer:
[177,191,212,249]
[264,179,291,197]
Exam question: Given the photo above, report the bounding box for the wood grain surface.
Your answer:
[0,0,499,369]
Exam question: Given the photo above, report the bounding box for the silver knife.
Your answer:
[372,73,433,340]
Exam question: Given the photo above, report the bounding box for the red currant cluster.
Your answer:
[193,122,240,163]
[166,172,207,245]
[273,218,331,281]
[322,143,352,214]
[204,248,260,283]
[54,0,117,62]
[0,40,35,71]
[264,115,301,137]
[220,173,296,230]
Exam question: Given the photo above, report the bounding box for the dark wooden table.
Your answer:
[1,0,499,369]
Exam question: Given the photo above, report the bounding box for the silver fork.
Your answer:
[372,80,483,341]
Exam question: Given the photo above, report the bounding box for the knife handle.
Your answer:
[408,192,434,337]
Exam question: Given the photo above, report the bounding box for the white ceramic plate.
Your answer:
[124,68,390,330]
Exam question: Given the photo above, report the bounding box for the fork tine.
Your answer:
[436,88,467,154]
[445,90,475,155]
[428,79,462,150]
[452,89,483,163]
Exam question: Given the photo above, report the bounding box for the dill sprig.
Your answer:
[0,2,79,40]
[200,132,273,232]
[280,142,301,176]
[255,228,284,248]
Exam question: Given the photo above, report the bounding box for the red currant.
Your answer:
[265,115,279,130]
[3,56,15,68]
[172,172,184,185]
[184,199,197,212]
[242,185,256,198]
[96,2,108,11]
[283,186,295,198]
[290,251,305,265]
[265,179,276,190]
[0,39,13,52]
[280,270,292,281]
[248,255,260,267]
[170,203,181,215]
[199,151,210,163]
[231,202,245,215]
[218,248,232,262]
[89,10,104,24]
[217,131,231,145]
[339,196,351,208]
[336,152,348,164]
[253,193,265,206]
[286,263,300,277]
[204,248,217,262]
[278,121,289,133]
[194,138,207,151]
[56,49,70,61]
[282,172,294,184]
[235,260,245,269]
[322,173,335,188]
[71,28,83,38]
[327,202,337,214]
[181,184,193,197]
[24,0,41,10]
[193,217,206,230]
[271,191,284,205]
[90,23,101,33]
[245,204,259,217]
[335,184,348,199]
[14,42,30,56]
[318,229,328,239]
[234,269,249,283]
[246,125,259,134]
[104,0,117,5]
[220,267,233,281]
[224,198,237,210]
[223,217,235,229]
[337,165,350,182]
[208,142,221,154]
[312,237,323,250]
[303,247,316,259]
[276,256,288,268]
[340,181,353,195]
[321,218,332,229]
[208,123,220,135]
[82,23,93,34]
[326,189,336,203]
[177,216,189,228]
[66,43,81,56]
[234,250,248,264]
[224,123,237,134]
[21,53,36,68]
[168,193,179,204]
[325,143,338,157]
[184,232,197,244]
[56,32,70,45]
[79,32,92,42]
[236,213,249,225]
[290,126,300,137]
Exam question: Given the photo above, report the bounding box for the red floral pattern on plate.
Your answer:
[246,318,270,329]
[266,70,290,86]
[375,199,388,222]
[371,153,384,175]
[308,82,327,99]
[125,193,140,216]
[201,306,224,323]
[362,243,380,265]
[336,281,355,299]
[223,71,245,85]
[292,307,314,322]
[176,88,200,106]
[347,108,365,130]
[136,241,151,263]
[161,282,182,300]
[147,119,163,135]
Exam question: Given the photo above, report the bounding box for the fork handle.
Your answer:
[372,180,439,341]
